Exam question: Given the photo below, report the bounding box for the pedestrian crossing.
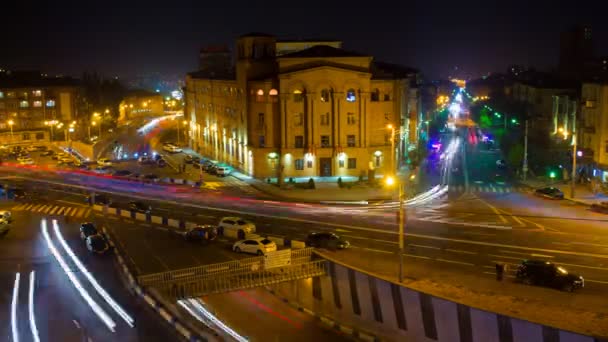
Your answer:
[201,178,260,195]
[11,203,92,218]
[449,185,531,194]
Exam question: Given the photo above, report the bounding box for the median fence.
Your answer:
[101,226,220,342]
[267,252,603,342]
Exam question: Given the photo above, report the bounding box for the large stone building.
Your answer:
[118,90,165,124]
[580,81,608,180]
[185,33,419,179]
[0,71,83,132]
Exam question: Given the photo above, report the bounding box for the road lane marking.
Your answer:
[586,279,608,284]
[488,254,524,260]
[445,248,477,255]
[436,258,474,266]
[511,215,526,227]
[342,235,397,245]
[354,247,393,254]
[571,242,608,248]
[477,197,508,224]
[415,218,512,230]
[57,200,85,207]
[410,243,441,250]
[482,272,515,278]
[555,262,608,271]
[530,254,554,258]
[404,254,431,260]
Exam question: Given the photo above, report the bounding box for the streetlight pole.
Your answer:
[570,102,577,199]
[398,182,405,282]
[388,124,395,176]
[523,119,528,181]
[8,120,14,141]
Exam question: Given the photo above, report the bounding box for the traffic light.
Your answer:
[549,171,556,179]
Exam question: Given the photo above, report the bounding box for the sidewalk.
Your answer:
[518,176,608,206]
[179,147,401,203]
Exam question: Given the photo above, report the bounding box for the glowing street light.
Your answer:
[7,120,14,139]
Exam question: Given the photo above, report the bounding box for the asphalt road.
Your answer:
[0,201,175,342]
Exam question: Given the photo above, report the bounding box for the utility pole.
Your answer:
[570,101,577,199]
[523,119,528,181]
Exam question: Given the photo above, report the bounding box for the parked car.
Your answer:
[232,238,277,256]
[97,158,113,167]
[11,188,27,200]
[112,170,132,177]
[163,144,182,153]
[85,194,111,205]
[516,259,584,292]
[218,217,256,238]
[129,201,151,213]
[182,225,218,242]
[305,232,350,249]
[143,174,159,182]
[216,167,231,177]
[41,150,55,157]
[86,234,110,254]
[0,210,12,223]
[17,157,35,165]
[93,166,113,174]
[590,201,608,214]
[137,156,155,165]
[184,155,194,164]
[80,222,98,240]
[535,187,564,199]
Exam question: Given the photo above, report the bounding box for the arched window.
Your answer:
[320,89,330,102]
[269,89,278,103]
[293,89,303,102]
[256,89,265,102]
[346,89,356,102]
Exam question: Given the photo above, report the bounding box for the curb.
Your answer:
[264,286,379,342]
[517,181,595,207]
[101,227,216,342]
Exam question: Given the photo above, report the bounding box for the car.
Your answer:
[590,201,608,214]
[184,155,194,164]
[17,157,34,165]
[85,194,111,205]
[0,210,12,223]
[163,144,182,153]
[515,259,584,292]
[143,174,159,182]
[137,156,155,165]
[156,159,166,167]
[182,225,218,242]
[58,157,74,165]
[80,222,98,240]
[97,158,113,167]
[93,166,113,174]
[26,145,44,152]
[216,167,231,177]
[129,201,151,213]
[11,188,27,200]
[112,169,132,177]
[305,232,350,249]
[86,234,110,254]
[496,159,506,169]
[535,187,564,199]
[218,217,256,238]
[232,238,277,256]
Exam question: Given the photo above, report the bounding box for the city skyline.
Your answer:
[1,1,607,81]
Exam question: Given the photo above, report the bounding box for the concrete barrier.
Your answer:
[167,218,180,228]
[291,240,306,249]
[151,215,163,225]
[120,209,131,219]
[267,253,600,342]
[135,213,146,221]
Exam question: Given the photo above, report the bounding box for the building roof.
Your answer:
[239,32,274,38]
[277,61,369,77]
[277,38,341,43]
[279,45,367,58]
[187,69,236,81]
[371,61,418,80]
[0,71,81,88]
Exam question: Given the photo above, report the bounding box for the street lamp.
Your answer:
[7,120,14,140]
[387,124,395,177]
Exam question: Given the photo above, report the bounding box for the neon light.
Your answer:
[12,272,20,342]
[29,271,40,342]
[52,220,135,327]
[41,219,116,332]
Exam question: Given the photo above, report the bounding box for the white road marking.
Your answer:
[555,262,608,271]
[360,247,393,254]
[586,279,608,284]
[446,248,477,255]
[487,254,523,260]
[436,258,475,266]
[530,253,554,258]
[57,200,86,207]
[410,243,441,250]
[404,254,431,260]
[571,242,608,248]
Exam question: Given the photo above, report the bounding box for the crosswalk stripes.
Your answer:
[11,203,91,218]
[448,185,529,194]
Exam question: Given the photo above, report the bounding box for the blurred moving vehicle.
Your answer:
[534,187,564,199]
[305,232,350,249]
[182,225,218,242]
[218,217,256,238]
[590,201,608,214]
[129,201,151,213]
[0,210,13,223]
[79,222,98,240]
[516,259,584,292]
[163,143,182,153]
[112,169,133,177]
[86,234,110,254]
[216,167,231,177]
[232,238,277,255]
[85,194,111,205]
[97,158,113,167]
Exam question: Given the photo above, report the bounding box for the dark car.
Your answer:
[535,187,564,199]
[590,201,608,214]
[10,188,27,200]
[156,159,166,167]
[129,201,151,213]
[182,225,218,242]
[137,156,155,165]
[112,170,133,177]
[516,259,584,292]
[80,222,98,240]
[305,232,350,249]
[85,194,111,205]
[86,234,110,254]
[41,150,55,157]
[143,174,159,182]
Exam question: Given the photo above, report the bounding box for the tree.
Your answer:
[507,143,524,169]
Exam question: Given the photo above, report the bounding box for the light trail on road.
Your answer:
[41,219,117,332]
[11,272,21,342]
[28,271,41,342]
[52,219,135,328]
[178,298,248,342]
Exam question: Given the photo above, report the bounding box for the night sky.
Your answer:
[1,0,606,81]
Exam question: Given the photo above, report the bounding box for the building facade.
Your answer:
[0,72,82,132]
[118,90,165,123]
[185,33,418,179]
[580,82,608,180]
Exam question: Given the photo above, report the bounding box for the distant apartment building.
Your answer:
[580,81,608,181]
[118,90,165,123]
[185,33,419,179]
[0,71,83,132]
[511,73,577,123]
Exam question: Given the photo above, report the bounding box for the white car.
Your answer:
[17,157,35,165]
[216,167,231,177]
[0,210,12,222]
[97,158,113,167]
[232,238,277,256]
[163,144,182,153]
[218,217,256,236]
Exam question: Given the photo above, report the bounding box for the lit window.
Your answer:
[346,89,356,102]
[295,159,304,170]
[293,89,303,102]
[347,135,356,147]
[33,101,42,107]
[321,135,330,147]
[0,91,3,98]
[320,89,330,102]
[20,100,29,108]
[33,90,42,97]
[269,89,278,96]
[46,100,55,107]
[256,89,264,96]
[256,89,265,102]
[7,92,15,98]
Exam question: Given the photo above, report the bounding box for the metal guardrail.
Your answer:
[138,247,316,287]
[137,247,326,298]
